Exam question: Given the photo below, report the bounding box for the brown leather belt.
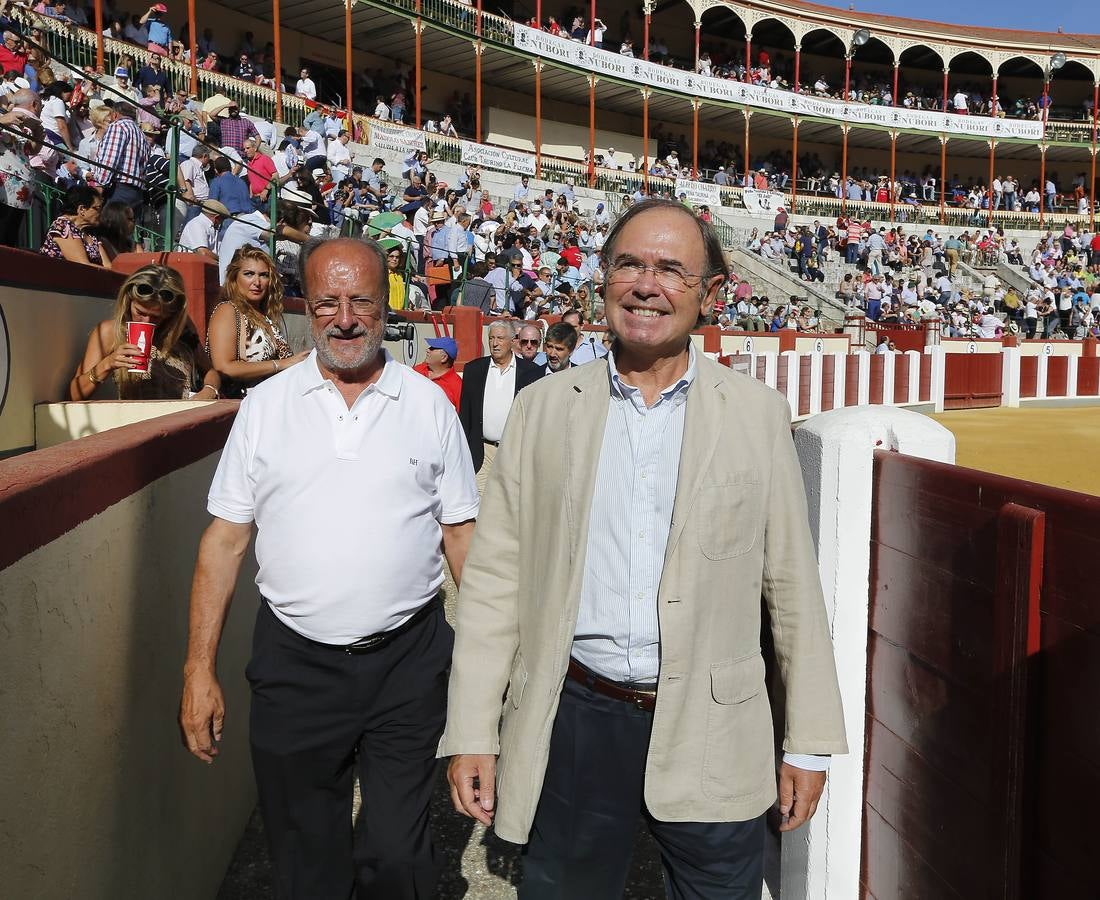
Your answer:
[567,657,657,712]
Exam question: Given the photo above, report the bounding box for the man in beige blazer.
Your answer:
[441,200,847,899]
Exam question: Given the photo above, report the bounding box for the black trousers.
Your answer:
[521,677,765,900]
[247,599,453,900]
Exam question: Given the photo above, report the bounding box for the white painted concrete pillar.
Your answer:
[832,353,847,410]
[1066,355,1078,398]
[783,351,800,418]
[788,407,956,900]
[1036,353,1049,399]
[881,351,896,405]
[1001,347,1021,408]
[855,352,870,406]
[763,353,778,389]
[809,353,824,416]
[928,345,947,413]
[905,351,921,405]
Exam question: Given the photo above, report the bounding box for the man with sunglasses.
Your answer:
[182,236,478,899]
[443,200,846,899]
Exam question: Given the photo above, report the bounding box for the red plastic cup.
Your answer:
[126,321,155,374]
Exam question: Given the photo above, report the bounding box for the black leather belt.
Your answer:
[483,439,499,446]
[341,595,441,653]
[567,657,657,712]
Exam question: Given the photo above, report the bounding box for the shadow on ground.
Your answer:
[217,766,668,900]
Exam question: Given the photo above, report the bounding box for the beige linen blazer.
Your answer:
[439,354,847,844]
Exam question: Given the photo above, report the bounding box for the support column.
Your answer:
[1039,77,1050,227]
[794,45,801,93]
[942,68,949,112]
[889,128,896,223]
[643,2,650,60]
[642,87,650,192]
[892,61,899,106]
[475,41,483,143]
[344,0,353,131]
[475,0,483,142]
[694,20,701,72]
[939,135,948,224]
[844,54,852,102]
[272,0,282,122]
[1091,80,1098,232]
[414,9,422,127]
[743,109,751,187]
[94,0,104,72]
[991,74,998,117]
[840,123,849,213]
[692,98,699,178]
[185,0,197,96]
[791,117,799,213]
[987,138,996,227]
[588,73,596,187]
[534,60,542,177]
[744,33,752,83]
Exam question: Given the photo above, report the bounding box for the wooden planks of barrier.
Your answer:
[864,452,1100,898]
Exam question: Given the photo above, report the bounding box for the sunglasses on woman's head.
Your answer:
[133,282,182,304]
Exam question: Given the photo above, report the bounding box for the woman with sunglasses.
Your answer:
[70,265,219,400]
[206,245,309,398]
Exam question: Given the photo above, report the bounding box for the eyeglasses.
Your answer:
[309,297,385,319]
[607,259,708,293]
[132,282,182,303]
[517,339,539,346]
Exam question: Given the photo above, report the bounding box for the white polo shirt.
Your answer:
[208,349,479,643]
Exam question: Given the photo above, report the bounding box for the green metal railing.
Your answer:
[26,11,309,127]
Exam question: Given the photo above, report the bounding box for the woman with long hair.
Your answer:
[70,264,218,400]
[91,199,143,263]
[206,246,309,398]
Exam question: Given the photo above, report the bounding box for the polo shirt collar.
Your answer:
[298,348,401,399]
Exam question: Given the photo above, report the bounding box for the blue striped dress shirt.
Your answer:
[571,346,696,685]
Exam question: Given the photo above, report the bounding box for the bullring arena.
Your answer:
[0,0,1097,896]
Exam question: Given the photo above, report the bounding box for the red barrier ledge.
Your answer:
[0,402,238,572]
[0,245,125,297]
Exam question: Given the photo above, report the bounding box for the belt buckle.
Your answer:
[633,691,655,709]
[345,634,385,654]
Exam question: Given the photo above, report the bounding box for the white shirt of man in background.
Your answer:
[295,69,317,100]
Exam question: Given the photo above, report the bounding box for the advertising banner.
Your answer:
[741,188,787,216]
[674,178,722,207]
[367,121,426,155]
[459,139,537,176]
[513,25,1043,141]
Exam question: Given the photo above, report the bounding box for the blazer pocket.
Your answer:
[505,653,528,710]
[697,474,762,560]
[702,652,774,801]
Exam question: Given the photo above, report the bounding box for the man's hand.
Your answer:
[179,666,225,764]
[448,754,497,826]
[777,762,826,832]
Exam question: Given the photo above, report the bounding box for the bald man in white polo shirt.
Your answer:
[180,236,478,899]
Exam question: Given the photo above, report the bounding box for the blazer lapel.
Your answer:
[564,362,611,563]
[663,367,727,567]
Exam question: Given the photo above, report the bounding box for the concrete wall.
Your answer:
[0,405,257,900]
[35,400,216,449]
[0,249,123,456]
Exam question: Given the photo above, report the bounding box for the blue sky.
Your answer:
[852,0,1094,34]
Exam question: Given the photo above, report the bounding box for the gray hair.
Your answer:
[298,235,388,301]
[600,198,728,282]
[488,319,518,338]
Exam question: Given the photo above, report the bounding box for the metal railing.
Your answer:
[26,11,310,127]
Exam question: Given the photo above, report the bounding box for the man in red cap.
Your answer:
[413,336,462,411]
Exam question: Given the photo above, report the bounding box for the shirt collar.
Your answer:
[298,347,401,399]
[490,353,517,373]
[607,343,696,408]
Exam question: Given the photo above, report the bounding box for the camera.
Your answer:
[384,311,416,342]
